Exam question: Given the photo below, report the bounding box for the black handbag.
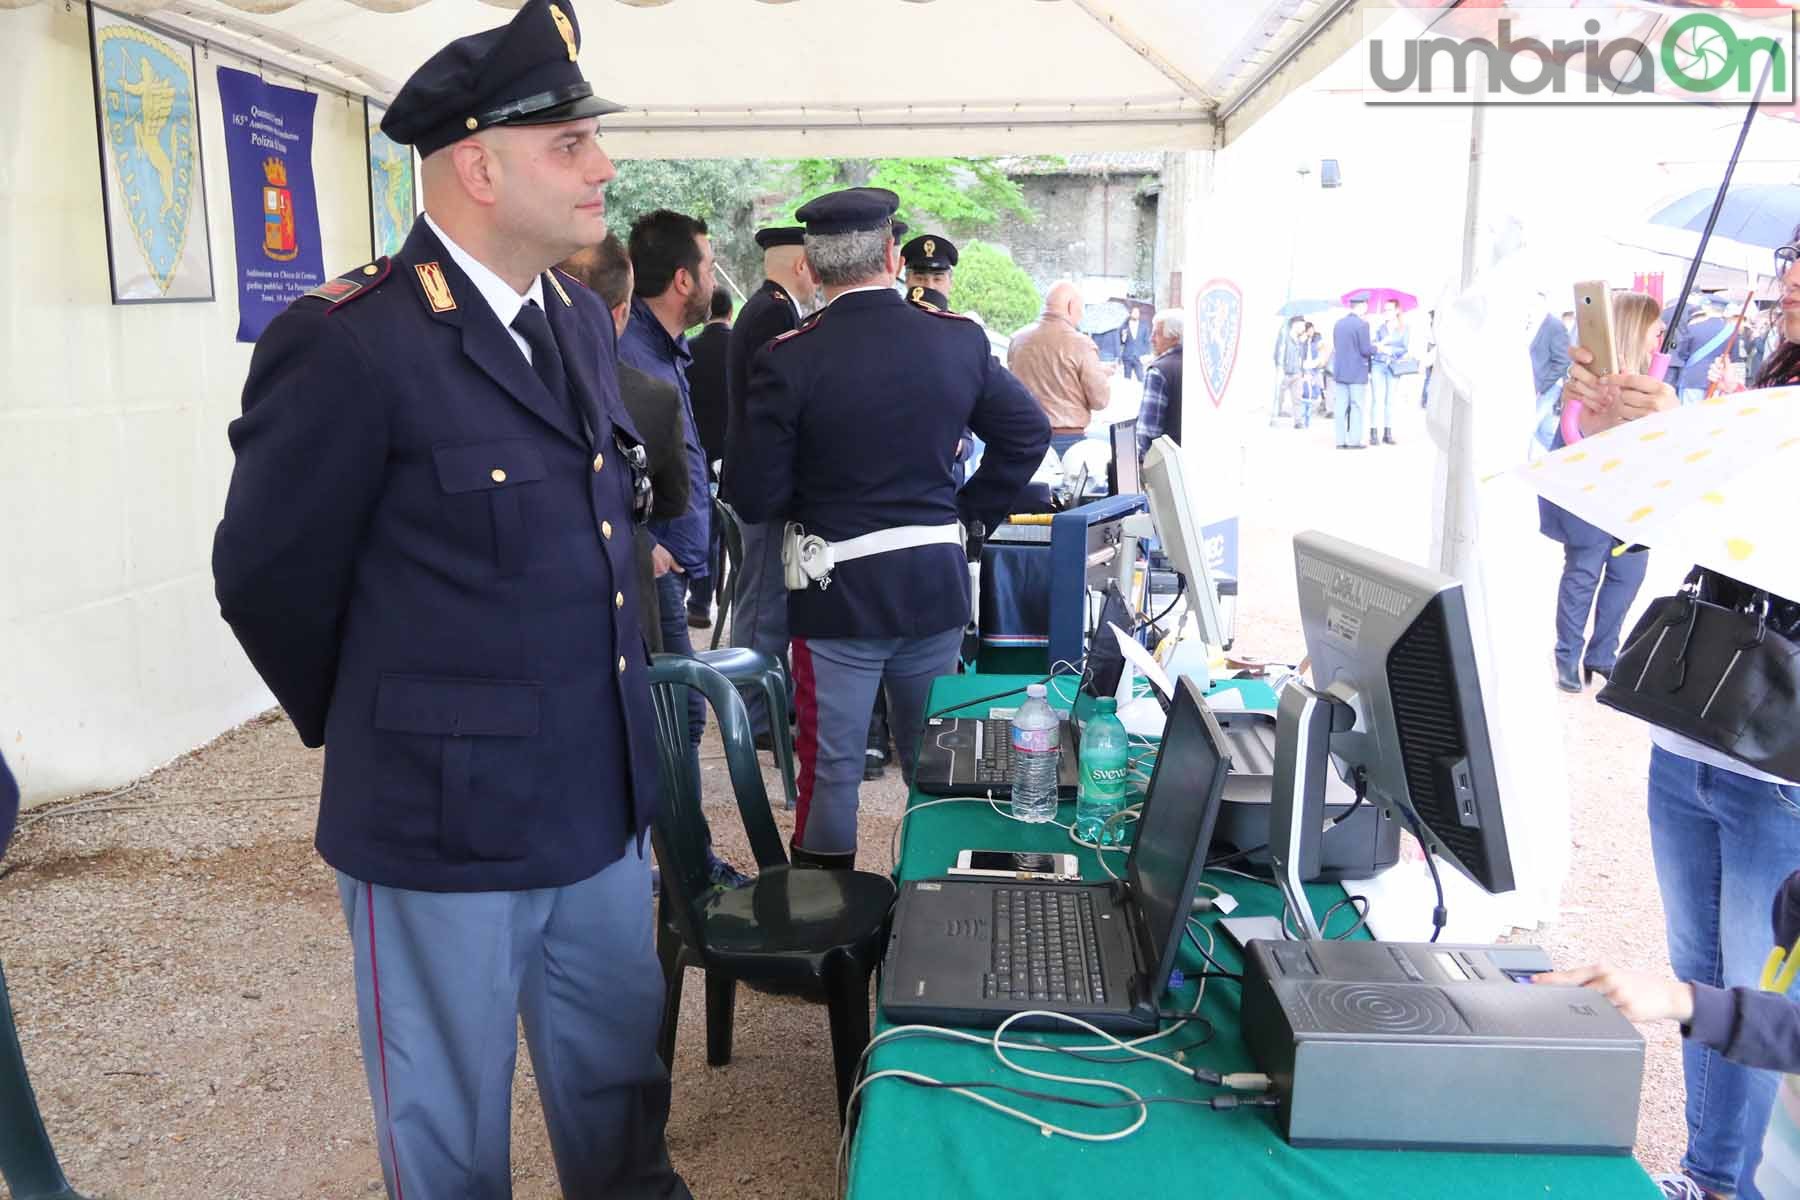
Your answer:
[1597,569,1800,780]
[1387,356,1421,376]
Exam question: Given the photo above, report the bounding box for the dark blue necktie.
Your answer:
[511,300,582,438]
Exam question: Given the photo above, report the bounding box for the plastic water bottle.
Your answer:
[1008,684,1061,823]
[1075,697,1131,844]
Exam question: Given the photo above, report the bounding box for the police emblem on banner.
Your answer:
[96,20,202,296]
[1193,279,1242,409]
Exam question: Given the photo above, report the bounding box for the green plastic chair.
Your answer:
[647,655,894,1123]
[0,961,90,1199]
[694,646,797,812]
[708,497,745,652]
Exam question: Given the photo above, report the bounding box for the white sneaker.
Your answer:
[1651,1172,1715,1200]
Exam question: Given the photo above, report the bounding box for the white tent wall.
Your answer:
[0,3,374,802]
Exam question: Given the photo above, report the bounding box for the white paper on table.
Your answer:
[1108,622,1175,700]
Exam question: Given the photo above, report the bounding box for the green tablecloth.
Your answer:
[846,674,1656,1199]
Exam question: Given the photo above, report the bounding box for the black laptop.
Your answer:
[882,676,1232,1031]
[912,714,1081,797]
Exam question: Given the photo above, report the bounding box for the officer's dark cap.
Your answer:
[382,0,622,158]
[754,226,806,250]
[906,285,950,312]
[794,188,899,236]
[902,234,958,272]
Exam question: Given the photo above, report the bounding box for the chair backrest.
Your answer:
[647,655,787,940]
[713,497,744,588]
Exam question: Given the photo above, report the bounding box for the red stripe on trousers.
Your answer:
[791,636,820,847]
[366,883,405,1200]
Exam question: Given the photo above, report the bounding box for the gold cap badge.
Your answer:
[923,238,936,258]
[550,5,577,62]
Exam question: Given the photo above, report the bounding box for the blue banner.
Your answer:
[215,67,323,342]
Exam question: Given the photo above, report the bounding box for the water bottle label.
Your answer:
[1012,727,1056,754]
[1081,762,1129,799]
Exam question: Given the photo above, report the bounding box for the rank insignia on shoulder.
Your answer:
[304,258,390,311]
[771,314,825,346]
[416,262,457,313]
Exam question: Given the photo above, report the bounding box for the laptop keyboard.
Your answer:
[986,889,1106,1005]
[975,718,1017,786]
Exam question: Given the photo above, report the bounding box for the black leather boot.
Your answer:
[789,840,856,871]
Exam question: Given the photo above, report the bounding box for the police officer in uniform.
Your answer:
[901,233,957,301]
[722,225,813,745]
[732,189,1050,867]
[211,2,689,1194]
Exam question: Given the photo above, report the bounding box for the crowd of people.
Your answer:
[1270,294,1422,444]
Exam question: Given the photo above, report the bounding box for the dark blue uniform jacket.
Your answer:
[213,219,658,893]
[730,287,1049,640]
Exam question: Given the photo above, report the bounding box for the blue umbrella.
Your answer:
[1650,184,1800,250]
[1277,297,1334,317]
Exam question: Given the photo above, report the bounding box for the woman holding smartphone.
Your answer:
[1564,247,1800,1200]
[1541,290,1666,693]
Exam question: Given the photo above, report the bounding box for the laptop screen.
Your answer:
[1125,676,1232,984]
[1110,419,1140,495]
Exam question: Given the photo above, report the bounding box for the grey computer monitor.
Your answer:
[1109,419,1140,496]
[1141,435,1226,647]
[1268,531,1514,937]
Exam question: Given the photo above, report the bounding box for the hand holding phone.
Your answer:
[1572,281,1617,378]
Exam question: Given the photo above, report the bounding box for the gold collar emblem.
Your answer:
[416,262,456,313]
[550,5,577,62]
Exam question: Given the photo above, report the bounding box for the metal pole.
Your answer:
[1662,54,1773,352]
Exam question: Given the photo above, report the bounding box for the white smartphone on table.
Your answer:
[948,850,1080,881]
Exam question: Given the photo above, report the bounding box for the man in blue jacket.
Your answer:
[1331,297,1375,448]
[210,4,690,1193]
[731,188,1050,866]
[1675,295,1733,406]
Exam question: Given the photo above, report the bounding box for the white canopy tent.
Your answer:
[50,0,1369,157]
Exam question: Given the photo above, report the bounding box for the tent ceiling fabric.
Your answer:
[95,0,1356,156]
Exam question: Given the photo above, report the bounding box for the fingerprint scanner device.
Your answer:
[1240,532,1644,1154]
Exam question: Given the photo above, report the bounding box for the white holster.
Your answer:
[783,522,963,591]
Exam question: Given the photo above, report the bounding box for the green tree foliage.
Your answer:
[604,158,765,303]
[781,157,1046,236]
[953,242,1041,336]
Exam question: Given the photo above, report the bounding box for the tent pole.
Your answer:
[1440,64,1486,575]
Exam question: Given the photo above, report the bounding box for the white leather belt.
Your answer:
[783,522,962,591]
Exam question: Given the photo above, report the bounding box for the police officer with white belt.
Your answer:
[731,188,1049,867]
[211,3,688,1194]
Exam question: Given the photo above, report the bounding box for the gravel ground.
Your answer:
[2,403,1687,1196]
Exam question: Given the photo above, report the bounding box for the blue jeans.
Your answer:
[1369,366,1396,432]
[1553,541,1648,673]
[655,572,706,747]
[1649,746,1800,1198]
[1332,381,1367,446]
[1049,431,1086,460]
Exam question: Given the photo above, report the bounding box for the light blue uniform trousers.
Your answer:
[335,839,688,1199]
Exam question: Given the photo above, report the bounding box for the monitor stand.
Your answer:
[1266,681,1354,940]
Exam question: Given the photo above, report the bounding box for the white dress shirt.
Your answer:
[423,212,546,365]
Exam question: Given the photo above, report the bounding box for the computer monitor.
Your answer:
[1140,435,1226,647]
[1108,419,1140,496]
[1127,675,1233,981]
[1268,530,1514,939]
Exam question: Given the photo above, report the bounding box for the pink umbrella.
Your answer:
[1341,287,1418,311]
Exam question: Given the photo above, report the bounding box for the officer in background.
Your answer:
[722,225,816,748]
[901,233,956,300]
[211,3,689,1195]
[731,188,1050,868]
